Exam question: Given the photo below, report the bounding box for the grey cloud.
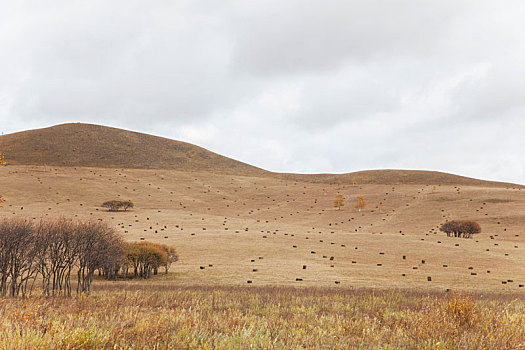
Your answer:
[1,1,524,184]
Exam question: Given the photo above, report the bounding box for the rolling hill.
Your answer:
[0,123,265,175]
[0,123,524,292]
[0,123,521,188]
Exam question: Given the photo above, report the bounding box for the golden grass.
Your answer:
[0,286,523,349]
[1,165,525,291]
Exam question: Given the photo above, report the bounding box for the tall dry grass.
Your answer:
[0,286,523,349]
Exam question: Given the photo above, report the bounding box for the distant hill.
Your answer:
[0,123,520,188]
[279,170,522,188]
[0,123,265,175]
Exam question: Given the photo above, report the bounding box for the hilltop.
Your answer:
[0,123,265,175]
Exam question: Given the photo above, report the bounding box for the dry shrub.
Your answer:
[442,294,477,328]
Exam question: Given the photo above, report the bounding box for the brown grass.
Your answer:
[1,123,522,188]
[0,123,264,174]
[0,286,523,349]
[1,164,524,292]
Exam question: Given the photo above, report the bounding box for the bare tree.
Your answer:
[76,221,124,295]
[37,218,79,296]
[0,218,41,297]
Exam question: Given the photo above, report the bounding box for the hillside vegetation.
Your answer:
[1,286,523,349]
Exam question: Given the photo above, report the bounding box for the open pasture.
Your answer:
[1,165,524,292]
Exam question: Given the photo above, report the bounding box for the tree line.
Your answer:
[0,217,177,298]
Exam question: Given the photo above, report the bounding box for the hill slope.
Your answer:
[0,123,265,175]
[0,123,520,187]
[280,169,523,188]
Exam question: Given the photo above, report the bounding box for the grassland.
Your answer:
[1,124,525,348]
[1,165,524,291]
[1,285,523,349]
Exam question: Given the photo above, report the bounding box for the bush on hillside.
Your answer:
[102,200,134,212]
[440,220,481,238]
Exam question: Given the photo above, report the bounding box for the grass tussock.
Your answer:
[0,287,524,349]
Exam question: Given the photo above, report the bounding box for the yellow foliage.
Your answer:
[355,195,366,211]
[333,194,345,210]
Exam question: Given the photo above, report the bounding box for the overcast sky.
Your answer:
[1,1,524,184]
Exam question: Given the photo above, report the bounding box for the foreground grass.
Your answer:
[0,286,524,349]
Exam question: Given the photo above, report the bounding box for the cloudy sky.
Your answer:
[1,1,524,184]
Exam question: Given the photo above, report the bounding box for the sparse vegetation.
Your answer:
[440,220,481,238]
[0,287,523,349]
[355,195,366,212]
[102,200,134,211]
[333,193,345,210]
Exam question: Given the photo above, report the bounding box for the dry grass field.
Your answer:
[0,124,524,348]
[1,286,524,349]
